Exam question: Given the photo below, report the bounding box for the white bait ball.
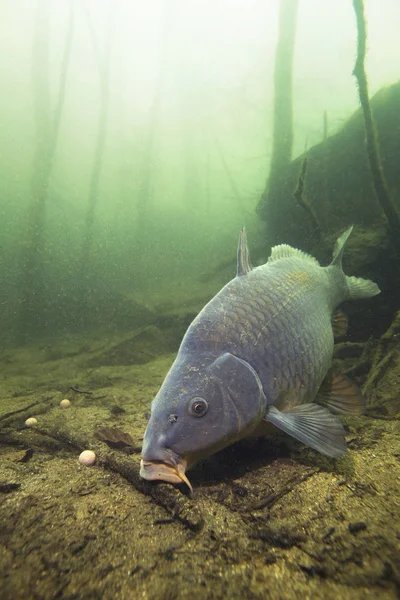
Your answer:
[78,450,96,466]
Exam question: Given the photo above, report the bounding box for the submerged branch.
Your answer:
[0,401,45,423]
[13,423,204,532]
[293,156,322,238]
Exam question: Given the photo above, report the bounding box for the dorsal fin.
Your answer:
[268,244,320,266]
[331,226,353,268]
[237,227,252,276]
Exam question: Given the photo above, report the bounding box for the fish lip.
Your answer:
[140,457,192,493]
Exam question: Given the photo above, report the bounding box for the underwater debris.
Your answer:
[249,524,307,549]
[0,448,33,463]
[59,399,71,409]
[110,405,126,416]
[24,417,38,428]
[0,482,20,493]
[70,386,92,396]
[243,467,318,512]
[348,521,367,533]
[361,310,400,417]
[96,427,137,451]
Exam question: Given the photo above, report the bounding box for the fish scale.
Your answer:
[140,227,380,491]
[187,257,332,406]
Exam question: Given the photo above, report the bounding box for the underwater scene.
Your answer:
[0,0,399,598]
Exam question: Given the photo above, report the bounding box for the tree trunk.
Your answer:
[136,3,170,231]
[18,0,74,342]
[132,2,171,286]
[80,9,114,275]
[257,0,298,221]
[352,0,400,251]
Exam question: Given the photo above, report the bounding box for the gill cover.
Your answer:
[208,352,266,441]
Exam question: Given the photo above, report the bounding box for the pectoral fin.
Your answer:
[264,404,346,458]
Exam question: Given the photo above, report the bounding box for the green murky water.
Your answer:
[1,1,399,598]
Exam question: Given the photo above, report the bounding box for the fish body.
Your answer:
[140,228,380,491]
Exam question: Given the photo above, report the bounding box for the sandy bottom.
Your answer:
[0,326,399,600]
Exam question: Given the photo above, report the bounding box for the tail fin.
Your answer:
[346,275,380,299]
[331,226,381,300]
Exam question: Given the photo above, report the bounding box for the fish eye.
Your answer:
[188,397,208,418]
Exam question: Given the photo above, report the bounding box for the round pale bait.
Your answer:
[79,450,96,466]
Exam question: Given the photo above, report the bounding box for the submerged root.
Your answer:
[2,422,204,532]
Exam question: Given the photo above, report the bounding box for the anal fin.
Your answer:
[264,404,347,458]
[317,372,366,415]
[332,309,348,338]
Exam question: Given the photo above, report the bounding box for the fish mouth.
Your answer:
[140,457,192,493]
